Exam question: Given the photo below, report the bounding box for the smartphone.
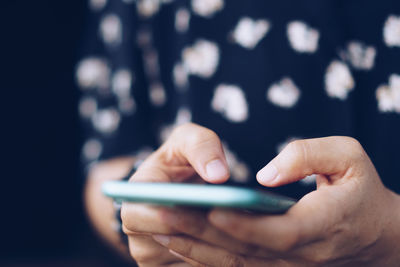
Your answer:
[102,181,296,213]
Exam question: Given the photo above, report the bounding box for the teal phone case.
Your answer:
[102,181,296,213]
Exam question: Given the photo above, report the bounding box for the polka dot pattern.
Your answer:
[91,108,121,134]
[175,8,191,33]
[89,0,107,11]
[325,61,355,100]
[79,97,97,119]
[77,1,400,193]
[231,17,270,49]
[191,0,224,18]
[83,139,103,161]
[267,77,301,108]
[182,39,220,78]
[76,57,110,90]
[384,15,400,47]
[376,74,400,113]
[211,84,248,123]
[100,14,122,46]
[287,21,319,53]
[340,41,376,71]
[137,0,160,18]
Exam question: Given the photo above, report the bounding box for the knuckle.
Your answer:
[341,136,362,149]
[170,123,220,154]
[339,137,366,164]
[287,140,308,157]
[187,128,218,147]
[220,254,245,267]
[172,122,198,137]
[183,130,220,157]
[344,137,364,155]
[285,140,310,168]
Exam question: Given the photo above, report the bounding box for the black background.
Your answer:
[1,1,127,265]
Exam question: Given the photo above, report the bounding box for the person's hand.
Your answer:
[121,123,234,266]
[122,123,272,266]
[152,137,400,266]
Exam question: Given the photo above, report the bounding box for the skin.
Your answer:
[150,136,400,266]
[86,123,400,266]
[121,123,230,266]
[84,156,136,262]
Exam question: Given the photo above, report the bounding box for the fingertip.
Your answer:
[256,163,280,187]
[204,159,230,183]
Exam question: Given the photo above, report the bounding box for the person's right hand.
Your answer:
[121,123,232,266]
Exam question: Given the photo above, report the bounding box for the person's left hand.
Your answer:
[152,137,400,266]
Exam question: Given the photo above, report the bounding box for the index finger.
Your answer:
[131,123,230,184]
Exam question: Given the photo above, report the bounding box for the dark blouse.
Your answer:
[77,0,400,198]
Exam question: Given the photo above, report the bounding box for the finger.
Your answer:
[169,263,195,267]
[153,235,274,267]
[161,123,230,183]
[160,208,268,257]
[169,264,195,267]
[132,153,197,183]
[209,191,341,251]
[208,209,298,252]
[256,136,373,187]
[168,263,194,267]
[209,189,344,252]
[122,204,178,234]
[169,250,205,267]
[127,234,178,265]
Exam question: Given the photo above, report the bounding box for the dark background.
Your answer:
[1,1,127,266]
[1,1,399,265]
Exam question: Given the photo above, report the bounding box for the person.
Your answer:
[77,0,400,265]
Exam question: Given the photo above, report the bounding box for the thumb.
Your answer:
[256,137,371,187]
[163,123,230,184]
